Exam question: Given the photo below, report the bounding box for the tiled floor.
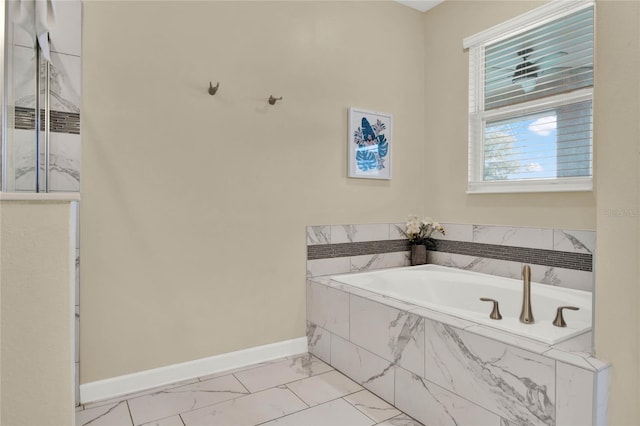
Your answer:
[76,353,423,426]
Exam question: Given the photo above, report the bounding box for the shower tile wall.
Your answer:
[306,223,594,292]
[11,0,82,192]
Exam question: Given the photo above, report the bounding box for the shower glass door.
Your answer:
[1,0,81,193]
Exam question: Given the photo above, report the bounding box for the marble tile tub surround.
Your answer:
[307,278,610,426]
[307,223,595,292]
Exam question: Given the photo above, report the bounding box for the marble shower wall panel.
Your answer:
[48,132,81,191]
[394,367,501,426]
[349,295,424,377]
[10,2,82,192]
[423,319,556,426]
[13,130,80,192]
[13,129,40,191]
[12,45,37,106]
[50,0,83,57]
[13,0,82,56]
[49,52,81,114]
[13,49,81,113]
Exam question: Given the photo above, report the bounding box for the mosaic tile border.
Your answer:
[307,238,592,272]
[308,240,410,260]
[15,106,80,134]
[434,240,592,272]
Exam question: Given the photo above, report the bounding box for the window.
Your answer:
[464,1,594,193]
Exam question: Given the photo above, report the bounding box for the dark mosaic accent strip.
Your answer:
[433,240,592,272]
[307,239,411,260]
[307,238,592,272]
[14,107,80,134]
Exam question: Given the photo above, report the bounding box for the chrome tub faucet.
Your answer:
[519,264,534,324]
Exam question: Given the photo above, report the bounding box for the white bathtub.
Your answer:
[329,264,592,345]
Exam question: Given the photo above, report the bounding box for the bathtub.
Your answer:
[329,264,592,345]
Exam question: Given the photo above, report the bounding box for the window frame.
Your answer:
[464,0,595,194]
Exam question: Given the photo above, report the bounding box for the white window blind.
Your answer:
[465,1,594,193]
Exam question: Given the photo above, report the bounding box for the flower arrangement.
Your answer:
[405,215,445,250]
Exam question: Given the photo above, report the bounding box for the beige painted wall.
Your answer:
[81,1,425,382]
[593,1,640,424]
[0,201,74,425]
[423,0,596,230]
[424,0,640,424]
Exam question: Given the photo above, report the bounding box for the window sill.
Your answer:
[467,177,592,194]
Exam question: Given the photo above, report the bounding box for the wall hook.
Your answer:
[268,95,283,105]
[208,81,220,95]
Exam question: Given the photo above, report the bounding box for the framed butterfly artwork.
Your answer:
[348,108,392,180]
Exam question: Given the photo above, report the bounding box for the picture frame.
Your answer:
[348,108,392,180]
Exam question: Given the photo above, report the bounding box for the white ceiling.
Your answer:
[395,0,444,13]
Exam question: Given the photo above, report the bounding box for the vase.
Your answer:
[410,244,427,266]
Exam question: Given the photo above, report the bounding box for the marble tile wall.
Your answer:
[306,224,410,278]
[306,279,610,426]
[307,223,595,292]
[431,224,594,292]
[10,0,82,192]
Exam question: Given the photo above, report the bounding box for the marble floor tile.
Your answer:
[82,377,201,411]
[344,389,401,423]
[140,416,185,426]
[286,370,362,406]
[261,397,375,426]
[128,373,250,425]
[76,400,133,426]
[195,357,291,383]
[180,386,307,426]
[78,353,423,426]
[375,414,424,426]
[234,353,333,393]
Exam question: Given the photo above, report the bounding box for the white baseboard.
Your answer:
[80,337,308,404]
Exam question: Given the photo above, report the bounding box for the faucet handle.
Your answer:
[553,306,580,327]
[480,298,502,320]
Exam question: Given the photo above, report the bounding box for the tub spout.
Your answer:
[519,265,534,324]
